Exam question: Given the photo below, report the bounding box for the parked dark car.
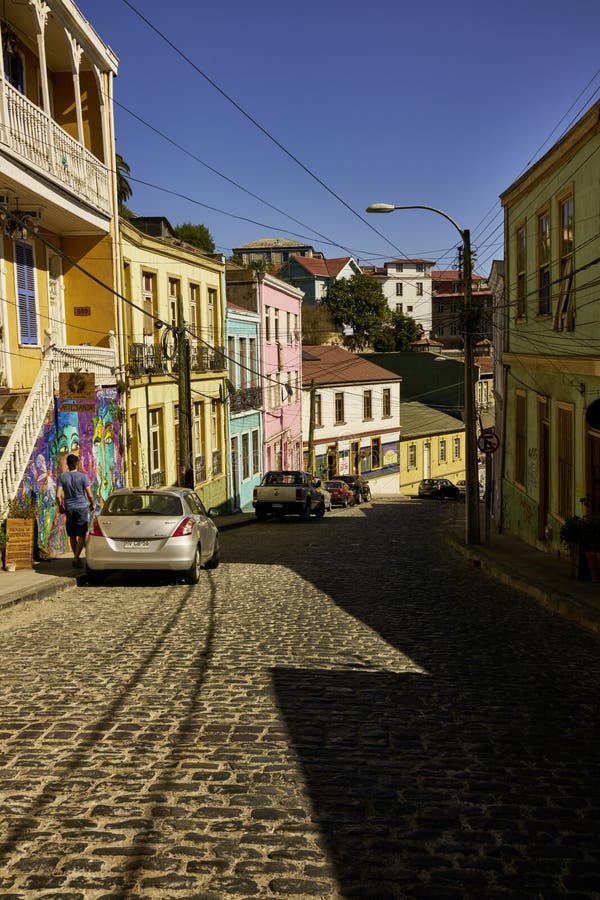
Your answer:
[325,480,356,508]
[335,474,372,503]
[418,477,461,500]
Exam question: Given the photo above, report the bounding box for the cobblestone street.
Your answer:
[0,498,598,898]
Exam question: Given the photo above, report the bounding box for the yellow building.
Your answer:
[120,218,229,512]
[0,0,122,524]
[399,401,466,494]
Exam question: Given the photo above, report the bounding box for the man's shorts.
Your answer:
[65,507,89,538]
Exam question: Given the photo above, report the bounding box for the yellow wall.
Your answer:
[400,432,466,495]
[62,235,117,346]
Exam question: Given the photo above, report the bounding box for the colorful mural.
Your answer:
[17,389,123,557]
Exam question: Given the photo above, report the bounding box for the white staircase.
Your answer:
[0,345,117,519]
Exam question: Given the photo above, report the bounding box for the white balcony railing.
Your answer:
[2,81,111,215]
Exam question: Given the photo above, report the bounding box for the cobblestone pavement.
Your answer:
[0,498,598,899]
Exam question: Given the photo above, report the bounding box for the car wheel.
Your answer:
[355,493,362,504]
[342,498,348,508]
[364,488,371,501]
[205,536,220,569]
[185,546,202,584]
[315,501,326,518]
[299,500,311,520]
[255,507,268,521]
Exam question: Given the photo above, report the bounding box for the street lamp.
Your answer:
[366,202,481,545]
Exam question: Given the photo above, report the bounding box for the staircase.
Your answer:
[0,345,117,520]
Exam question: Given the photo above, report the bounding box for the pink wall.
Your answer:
[260,275,303,471]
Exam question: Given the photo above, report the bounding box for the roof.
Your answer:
[400,401,465,439]
[301,345,401,387]
[432,270,486,283]
[287,255,356,278]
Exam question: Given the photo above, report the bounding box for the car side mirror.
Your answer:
[315,479,321,487]
[207,507,219,518]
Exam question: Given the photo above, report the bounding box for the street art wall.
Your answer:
[17,388,123,557]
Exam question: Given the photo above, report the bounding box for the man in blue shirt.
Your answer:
[56,453,95,568]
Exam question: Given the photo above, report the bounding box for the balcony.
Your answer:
[128,343,169,377]
[2,81,111,216]
[229,385,262,414]
[190,346,226,373]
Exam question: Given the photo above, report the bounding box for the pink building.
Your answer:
[259,272,304,471]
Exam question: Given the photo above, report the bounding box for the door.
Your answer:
[231,435,240,511]
[129,414,141,487]
[327,444,337,479]
[538,398,549,540]
[588,433,600,518]
[47,253,66,345]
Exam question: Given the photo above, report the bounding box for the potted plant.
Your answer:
[560,515,600,581]
[0,520,9,569]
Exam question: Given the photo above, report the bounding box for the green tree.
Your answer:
[373,310,420,351]
[116,153,132,209]
[173,222,215,254]
[302,303,336,345]
[325,274,388,351]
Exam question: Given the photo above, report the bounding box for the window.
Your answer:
[242,432,250,480]
[514,390,527,487]
[406,305,413,313]
[149,408,164,484]
[416,263,425,273]
[439,439,447,462]
[437,302,444,313]
[335,392,344,425]
[315,394,322,427]
[453,436,461,460]
[554,195,574,331]
[516,225,527,318]
[363,390,372,420]
[3,33,24,92]
[168,278,179,328]
[416,283,423,297]
[239,337,247,388]
[537,210,550,315]
[274,308,279,342]
[207,288,216,345]
[248,338,257,387]
[382,388,391,418]
[396,283,403,296]
[557,405,573,520]
[396,263,403,273]
[408,444,417,469]
[371,437,381,469]
[211,402,222,474]
[450,323,457,336]
[14,241,38,345]
[396,303,403,313]
[189,283,199,337]
[193,402,206,482]
[252,429,260,474]
[227,336,236,387]
[286,311,292,343]
[142,271,156,337]
[265,306,271,342]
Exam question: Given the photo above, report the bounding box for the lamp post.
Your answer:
[366,202,481,545]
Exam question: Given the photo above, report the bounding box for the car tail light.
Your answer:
[171,516,194,537]
[90,516,103,537]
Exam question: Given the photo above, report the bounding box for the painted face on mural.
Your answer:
[93,413,115,499]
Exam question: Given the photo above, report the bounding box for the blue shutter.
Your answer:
[14,241,38,345]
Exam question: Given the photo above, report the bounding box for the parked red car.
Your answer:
[325,480,356,508]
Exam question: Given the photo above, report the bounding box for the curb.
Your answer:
[447,534,600,635]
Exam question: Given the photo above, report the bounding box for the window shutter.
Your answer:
[15,241,38,345]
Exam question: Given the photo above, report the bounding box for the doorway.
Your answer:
[537,397,549,540]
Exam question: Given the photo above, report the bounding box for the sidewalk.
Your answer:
[447,528,600,635]
[0,511,256,612]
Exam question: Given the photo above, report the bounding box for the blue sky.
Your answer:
[77,0,600,275]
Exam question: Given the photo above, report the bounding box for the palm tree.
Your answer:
[115,153,132,209]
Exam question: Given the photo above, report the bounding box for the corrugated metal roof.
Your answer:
[301,345,402,386]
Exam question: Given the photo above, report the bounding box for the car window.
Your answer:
[105,493,183,516]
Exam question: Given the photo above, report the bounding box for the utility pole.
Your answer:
[176,293,193,488]
[307,380,316,474]
[462,229,481,545]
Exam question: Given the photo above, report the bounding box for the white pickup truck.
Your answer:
[252,470,329,520]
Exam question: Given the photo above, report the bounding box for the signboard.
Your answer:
[4,518,34,569]
[477,430,500,454]
[59,372,96,402]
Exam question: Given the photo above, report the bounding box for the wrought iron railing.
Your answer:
[190,346,225,372]
[229,385,262,414]
[128,343,169,377]
[212,449,222,475]
[194,456,206,484]
[149,470,166,487]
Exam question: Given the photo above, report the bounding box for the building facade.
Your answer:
[232,237,322,268]
[278,255,362,304]
[499,99,600,553]
[302,344,401,494]
[431,270,492,350]
[120,218,229,512]
[362,259,434,336]
[399,401,466,495]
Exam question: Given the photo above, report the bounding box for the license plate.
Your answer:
[272,503,283,508]
[123,540,150,549]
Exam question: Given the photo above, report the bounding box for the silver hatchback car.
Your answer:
[85,488,220,585]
